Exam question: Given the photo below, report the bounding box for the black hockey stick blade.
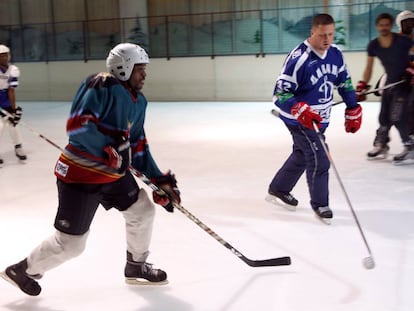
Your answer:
[130,167,292,268]
[242,255,291,267]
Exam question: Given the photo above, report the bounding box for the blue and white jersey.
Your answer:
[273,40,357,128]
[0,64,20,108]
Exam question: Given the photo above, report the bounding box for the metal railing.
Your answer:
[0,1,411,62]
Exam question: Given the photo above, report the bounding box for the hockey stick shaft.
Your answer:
[311,122,374,258]
[333,79,406,107]
[270,107,373,258]
[270,79,407,116]
[8,106,291,267]
[270,80,403,118]
[129,167,291,267]
[0,107,65,152]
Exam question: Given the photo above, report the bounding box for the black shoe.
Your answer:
[1,259,41,296]
[367,144,389,159]
[313,206,333,219]
[267,190,298,206]
[124,252,167,285]
[0,158,3,165]
[393,145,414,164]
[15,144,27,161]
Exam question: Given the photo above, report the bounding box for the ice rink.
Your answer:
[0,100,413,311]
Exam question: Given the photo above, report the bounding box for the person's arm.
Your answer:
[8,87,16,110]
[355,55,374,102]
[361,55,375,84]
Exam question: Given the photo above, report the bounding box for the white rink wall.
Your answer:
[15,51,384,102]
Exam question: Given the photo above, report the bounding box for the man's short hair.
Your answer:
[376,12,394,25]
[312,13,335,27]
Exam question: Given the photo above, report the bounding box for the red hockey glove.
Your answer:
[345,104,362,133]
[103,136,131,173]
[355,81,370,102]
[291,102,322,130]
[405,67,414,85]
[151,171,181,213]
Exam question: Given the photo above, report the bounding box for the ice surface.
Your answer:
[0,101,413,311]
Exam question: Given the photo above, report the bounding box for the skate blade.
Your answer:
[367,153,388,161]
[314,215,332,225]
[125,278,169,286]
[0,270,19,289]
[265,195,296,212]
[392,158,414,166]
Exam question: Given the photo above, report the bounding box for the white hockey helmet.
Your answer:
[0,44,10,54]
[396,10,414,31]
[106,43,149,81]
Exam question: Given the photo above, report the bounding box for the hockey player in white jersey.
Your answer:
[0,44,27,163]
[267,14,362,222]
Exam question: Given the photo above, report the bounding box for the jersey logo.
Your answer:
[292,49,302,59]
[318,76,334,104]
[55,160,69,177]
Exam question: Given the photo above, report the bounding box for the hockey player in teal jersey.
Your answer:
[1,43,181,296]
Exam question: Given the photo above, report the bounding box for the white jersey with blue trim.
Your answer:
[0,64,20,108]
[273,40,357,127]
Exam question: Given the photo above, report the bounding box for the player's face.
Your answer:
[128,64,147,91]
[376,18,393,36]
[401,18,414,35]
[0,53,9,67]
[309,24,335,53]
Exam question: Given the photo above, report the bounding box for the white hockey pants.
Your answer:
[0,117,22,146]
[25,189,155,276]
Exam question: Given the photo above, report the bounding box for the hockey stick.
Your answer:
[269,108,374,268]
[271,79,407,117]
[0,107,65,152]
[6,106,292,267]
[129,167,291,267]
[332,79,406,107]
[310,122,375,269]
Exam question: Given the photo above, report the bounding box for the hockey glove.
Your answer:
[0,106,21,126]
[11,106,23,126]
[103,136,131,174]
[405,67,414,85]
[151,172,181,213]
[355,81,370,102]
[291,102,322,130]
[345,104,362,133]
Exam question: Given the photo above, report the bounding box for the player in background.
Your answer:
[356,13,414,163]
[395,11,414,140]
[0,44,27,164]
[1,43,181,296]
[266,13,362,222]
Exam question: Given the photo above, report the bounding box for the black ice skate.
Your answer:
[0,157,3,165]
[313,206,333,225]
[367,144,389,160]
[392,145,414,165]
[265,190,298,211]
[0,258,41,296]
[125,253,168,285]
[15,144,27,161]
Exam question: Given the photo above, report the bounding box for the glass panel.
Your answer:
[45,21,85,60]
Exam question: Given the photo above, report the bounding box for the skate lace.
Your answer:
[141,263,159,276]
[286,194,294,201]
